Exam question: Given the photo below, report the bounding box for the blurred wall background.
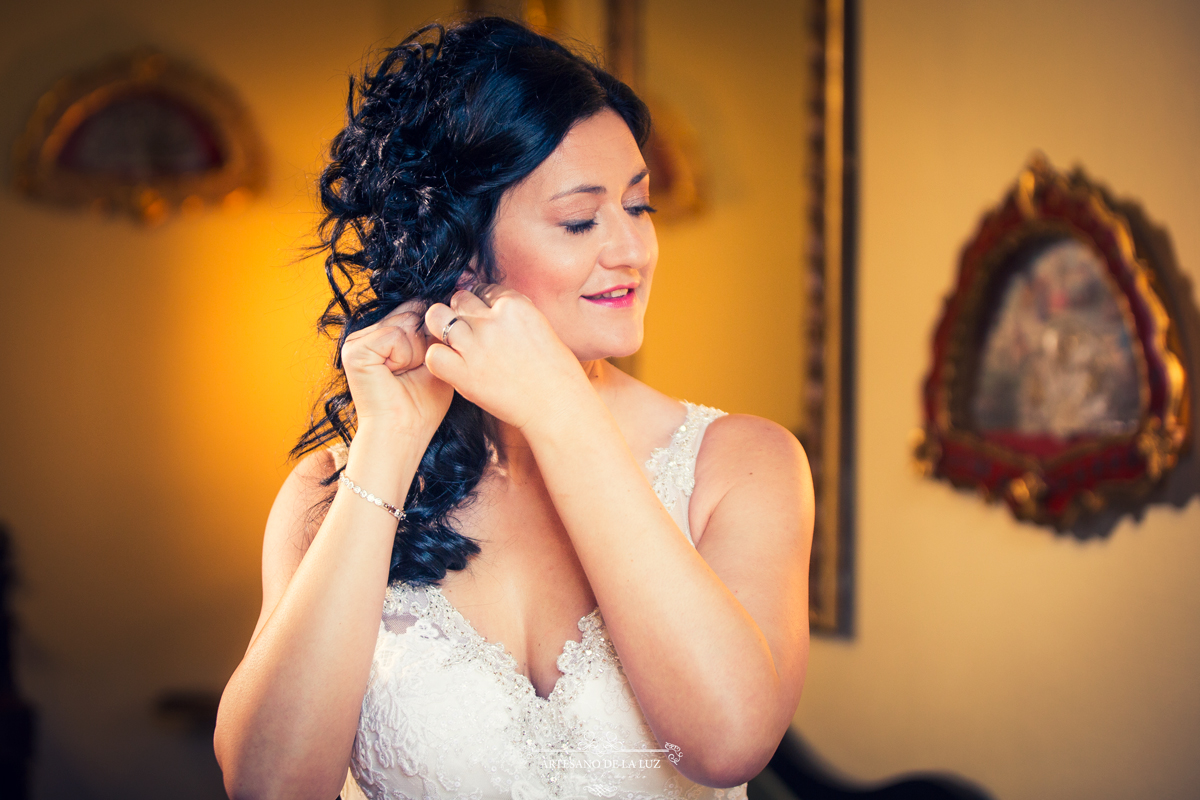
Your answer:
[0,1,445,796]
[0,1,1196,799]
[795,3,1200,800]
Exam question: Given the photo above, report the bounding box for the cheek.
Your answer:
[492,232,538,290]
[644,231,659,277]
[496,235,588,301]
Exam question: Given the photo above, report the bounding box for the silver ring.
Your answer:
[441,317,460,348]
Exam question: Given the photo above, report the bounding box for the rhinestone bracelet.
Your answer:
[338,473,406,521]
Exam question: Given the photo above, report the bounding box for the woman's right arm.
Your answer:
[214,304,452,800]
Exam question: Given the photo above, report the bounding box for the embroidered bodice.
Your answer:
[339,402,746,800]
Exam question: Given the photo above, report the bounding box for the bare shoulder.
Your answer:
[690,413,813,546]
[259,449,339,603]
[238,448,341,652]
[603,363,692,456]
[265,448,338,558]
[697,413,810,486]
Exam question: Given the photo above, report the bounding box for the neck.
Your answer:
[492,358,609,476]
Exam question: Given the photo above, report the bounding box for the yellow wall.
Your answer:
[794,2,1200,799]
[638,0,809,432]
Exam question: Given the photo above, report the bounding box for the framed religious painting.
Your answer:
[12,49,266,224]
[915,156,1191,530]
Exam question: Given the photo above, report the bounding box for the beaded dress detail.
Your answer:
[339,402,743,800]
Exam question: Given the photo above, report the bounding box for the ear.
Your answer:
[455,258,479,292]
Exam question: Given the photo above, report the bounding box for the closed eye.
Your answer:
[563,219,597,235]
[562,203,655,235]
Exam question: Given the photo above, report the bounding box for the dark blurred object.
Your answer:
[748,729,993,800]
[152,689,221,737]
[799,0,858,636]
[0,522,35,800]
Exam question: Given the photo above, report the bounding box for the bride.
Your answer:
[214,16,813,800]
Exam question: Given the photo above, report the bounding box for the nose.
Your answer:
[599,207,656,272]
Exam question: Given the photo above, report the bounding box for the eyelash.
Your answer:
[563,204,657,235]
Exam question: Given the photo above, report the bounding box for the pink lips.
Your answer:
[583,285,637,308]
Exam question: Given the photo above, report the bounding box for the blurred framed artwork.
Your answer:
[915,156,1191,530]
[12,49,265,224]
[801,0,856,633]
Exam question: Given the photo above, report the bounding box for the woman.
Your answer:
[214,16,813,800]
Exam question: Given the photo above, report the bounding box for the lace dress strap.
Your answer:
[645,401,727,508]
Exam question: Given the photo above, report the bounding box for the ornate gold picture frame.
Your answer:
[802,0,856,634]
[915,156,1191,530]
[12,49,266,224]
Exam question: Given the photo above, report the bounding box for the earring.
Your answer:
[455,270,478,292]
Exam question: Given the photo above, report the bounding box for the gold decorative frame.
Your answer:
[915,156,1191,530]
[802,0,856,633]
[12,49,266,224]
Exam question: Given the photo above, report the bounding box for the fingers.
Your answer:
[425,283,536,357]
[348,299,428,346]
[423,339,467,386]
[421,290,488,392]
[425,285,538,350]
[471,283,525,308]
[343,300,434,374]
[450,288,491,315]
[427,287,494,350]
[471,282,501,306]
[380,299,429,338]
[344,323,427,375]
[425,302,471,349]
[381,326,430,373]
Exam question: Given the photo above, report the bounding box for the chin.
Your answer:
[573,331,643,362]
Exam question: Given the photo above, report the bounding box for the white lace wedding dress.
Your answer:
[337,402,748,800]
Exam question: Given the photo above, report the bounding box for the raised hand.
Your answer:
[423,286,594,432]
[341,299,455,440]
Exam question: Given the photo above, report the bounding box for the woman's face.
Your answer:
[487,108,658,361]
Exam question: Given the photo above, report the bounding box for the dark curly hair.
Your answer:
[292,16,652,586]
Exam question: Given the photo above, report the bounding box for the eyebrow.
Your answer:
[548,169,649,201]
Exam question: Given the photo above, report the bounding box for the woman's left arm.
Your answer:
[526,394,812,787]
[425,289,814,787]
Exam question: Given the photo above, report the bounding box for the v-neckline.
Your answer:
[425,584,601,702]
[421,402,698,702]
